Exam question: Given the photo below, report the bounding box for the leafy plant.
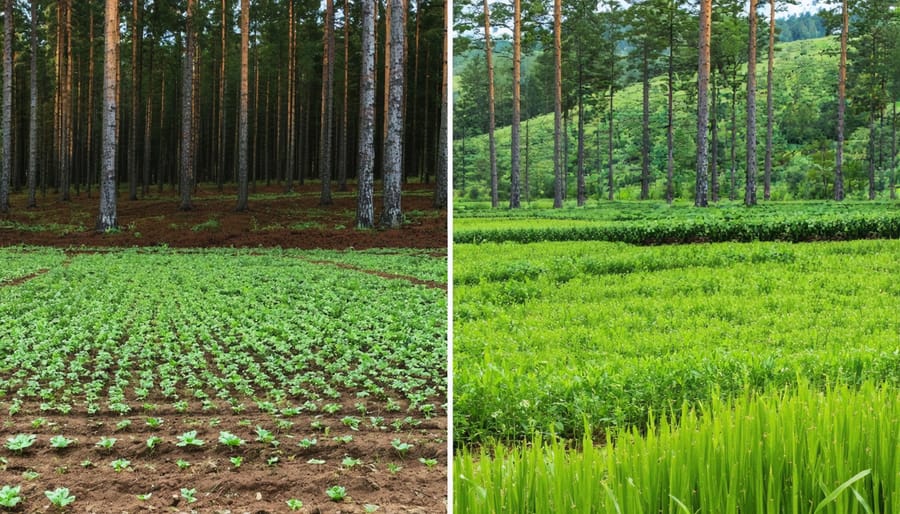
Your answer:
[254,427,279,447]
[342,456,361,468]
[418,457,437,468]
[110,458,131,472]
[285,498,304,510]
[266,456,280,467]
[145,436,163,449]
[49,435,75,450]
[180,488,197,503]
[44,487,75,508]
[136,493,152,501]
[325,485,347,502]
[298,437,317,449]
[364,505,380,513]
[176,459,190,470]
[0,485,22,508]
[114,419,132,431]
[5,434,36,453]
[229,456,243,468]
[218,431,245,447]
[145,417,163,429]
[391,438,413,456]
[95,437,116,450]
[386,462,403,474]
[333,435,353,444]
[21,471,39,480]
[175,430,205,448]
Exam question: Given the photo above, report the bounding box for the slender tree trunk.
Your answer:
[641,44,650,200]
[380,0,405,227]
[98,0,119,230]
[764,0,775,200]
[868,115,876,200]
[263,76,270,185]
[27,0,38,208]
[666,17,675,205]
[143,94,151,196]
[576,71,586,206]
[509,0,522,207]
[711,71,719,202]
[158,76,166,192]
[252,46,260,192]
[285,0,295,191]
[180,0,195,210]
[745,0,758,206]
[236,0,250,211]
[433,0,447,209]
[87,10,95,198]
[695,0,711,207]
[552,0,563,208]
[1,0,11,213]
[129,0,142,201]
[218,0,227,191]
[525,117,530,202]
[480,0,499,208]
[339,0,350,191]
[60,0,72,201]
[321,0,336,205]
[835,0,847,201]
[608,85,614,200]
[356,0,376,228]
[730,84,737,201]
[891,100,896,200]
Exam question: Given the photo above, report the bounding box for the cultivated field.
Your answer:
[0,246,447,512]
[453,203,900,513]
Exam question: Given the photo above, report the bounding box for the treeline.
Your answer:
[0,0,448,228]
[454,0,900,205]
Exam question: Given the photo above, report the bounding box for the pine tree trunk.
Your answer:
[338,0,350,191]
[356,0,376,228]
[236,0,249,211]
[745,0,758,206]
[509,0,521,208]
[86,10,94,199]
[481,0,499,208]
[835,0,847,201]
[179,0,195,210]
[576,70,586,207]
[552,0,563,208]
[285,1,295,191]
[868,115,876,200]
[27,0,38,208]
[320,0,336,205]
[60,0,72,202]
[711,72,719,202]
[891,100,896,200]
[730,85,737,201]
[525,117,530,202]
[695,0,711,207]
[129,0,142,201]
[608,85,614,200]
[97,0,119,230]
[218,0,227,191]
[1,0,11,213]
[641,44,650,200]
[432,0,447,209]
[380,0,405,228]
[666,13,675,205]
[764,0,775,200]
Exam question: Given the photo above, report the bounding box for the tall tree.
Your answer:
[180,0,195,210]
[97,0,119,230]
[338,0,350,191]
[129,0,142,201]
[745,0,758,206]
[381,0,405,228]
[356,0,376,228]
[433,0,447,209]
[552,0,563,208]
[695,0,711,207]
[482,0,498,208]
[834,0,847,201]
[285,0,296,191]
[763,0,775,200]
[320,0,335,205]
[0,0,10,213]
[509,0,521,208]
[236,0,249,211]
[218,0,227,191]
[27,0,38,208]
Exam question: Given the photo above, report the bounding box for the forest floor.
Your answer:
[0,184,448,513]
[0,182,446,250]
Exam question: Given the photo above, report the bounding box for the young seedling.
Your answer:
[325,485,347,502]
[114,419,132,432]
[341,456,361,468]
[229,456,243,468]
[180,488,197,504]
[175,430,205,448]
[323,403,341,414]
[266,456,280,467]
[285,498,304,511]
[218,431,245,448]
[340,416,361,430]
[44,487,75,508]
[50,435,76,450]
[176,459,191,470]
[364,505,380,513]
[391,438,413,457]
[79,460,94,468]
[146,436,163,450]
[332,435,353,444]
[6,434,37,453]
[419,457,438,468]
[95,436,116,451]
[136,493,152,501]
[31,417,47,429]
[0,485,22,508]
[145,417,163,429]
[110,458,131,472]
[387,462,403,474]
[22,470,39,480]
[255,427,279,447]
[297,437,317,449]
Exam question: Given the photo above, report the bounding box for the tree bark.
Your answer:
[59,0,72,201]
[509,0,522,208]
[666,10,675,205]
[892,100,896,200]
[711,71,719,202]
[576,70,586,206]
[339,0,350,191]
[482,0,498,208]
[1,0,11,213]
[745,0,758,206]
[380,0,405,228]
[236,0,249,211]
[433,0,447,209]
[97,0,119,230]
[129,0,142,201]
[285,0,295,191]
[695,0,711,207]
[608,85,614,200]
[218,0,227,191]
[356,0,376,228]
[27,0,38,208]
[641,44,650,200]
[320,0,336,205]
[180,0,195,210]
[553,0,563,208]
[764,0,775,200]
[835,0,847,201]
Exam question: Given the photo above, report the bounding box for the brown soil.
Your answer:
[0,405,447,513]
[0,183,446,250]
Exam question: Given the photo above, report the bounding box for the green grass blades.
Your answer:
[454,239,900,443]
[454,382,900,514]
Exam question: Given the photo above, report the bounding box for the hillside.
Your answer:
[454,36,894,203]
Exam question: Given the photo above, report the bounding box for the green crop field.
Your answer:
[453,207,900,513]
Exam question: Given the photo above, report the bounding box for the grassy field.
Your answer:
[453,204,900,513]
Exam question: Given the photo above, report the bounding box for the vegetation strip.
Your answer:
[0,269,50,287]
[301,258,447,290]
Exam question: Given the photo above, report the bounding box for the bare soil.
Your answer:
[0,404,447,513]
[0,183,446,250]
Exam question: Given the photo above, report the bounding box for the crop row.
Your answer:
[0,249,446,418]
[454,239,900,443]
[0,247,65,283]
[454,210,900,244]
[455,381,900,514]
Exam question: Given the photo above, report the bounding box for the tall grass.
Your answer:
[455,382,900,514]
